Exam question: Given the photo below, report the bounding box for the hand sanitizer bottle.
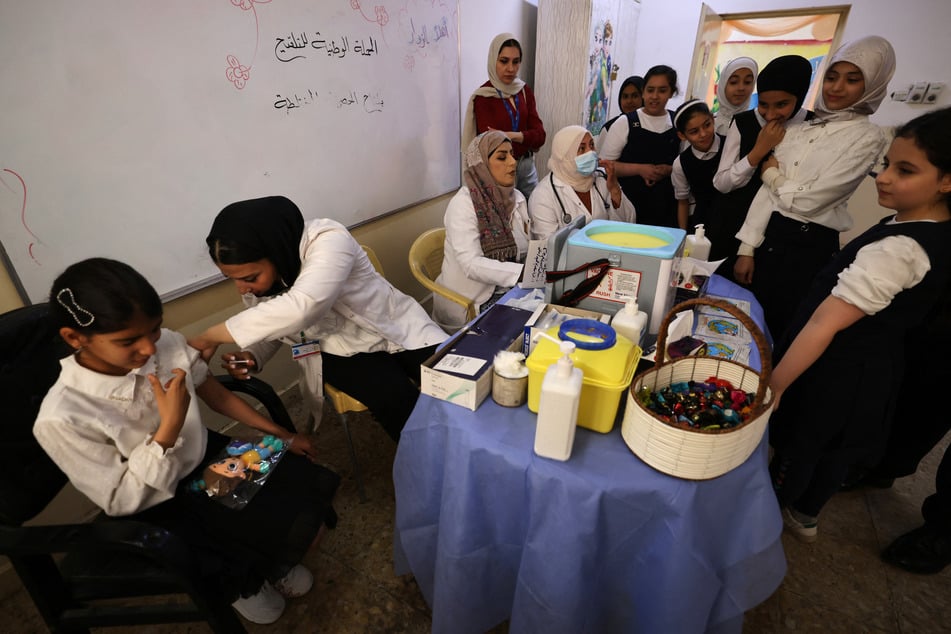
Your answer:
[534,341,583,461]
[611,298,648,346]
[684,223,712,260]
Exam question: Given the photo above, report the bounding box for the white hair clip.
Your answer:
[56,288,95,327]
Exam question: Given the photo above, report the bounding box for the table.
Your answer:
[393,276,786,633]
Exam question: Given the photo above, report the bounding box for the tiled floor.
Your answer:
[2,390,951,633]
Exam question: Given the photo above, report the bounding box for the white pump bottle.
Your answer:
[534,340,583,461]
[684,223,712,261]
[611,298,648,347]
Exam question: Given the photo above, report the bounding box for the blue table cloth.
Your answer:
[393,275,786,633]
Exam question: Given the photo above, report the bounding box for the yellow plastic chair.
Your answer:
[408,227,477,324]
[322,244,382,503]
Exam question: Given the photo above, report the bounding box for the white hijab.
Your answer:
[462,33,527,151]
[715,57,758,135]
[814,35,896,122]
[548,125,595,192]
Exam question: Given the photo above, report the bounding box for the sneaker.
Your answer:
[839,470,895,492]
[232,581,286,624]
[273,564,314,598]
[782,507,818,543]
[882,524,951,574]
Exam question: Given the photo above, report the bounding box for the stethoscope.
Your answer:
[551,169,611,225]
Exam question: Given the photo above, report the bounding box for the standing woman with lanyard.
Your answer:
[599,64,681,228]
[463,32,547,199]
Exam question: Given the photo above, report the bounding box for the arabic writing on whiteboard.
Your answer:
[275,32,379,62]
[272,89,383,114]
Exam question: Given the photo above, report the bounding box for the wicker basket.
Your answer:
[620,297,773,480]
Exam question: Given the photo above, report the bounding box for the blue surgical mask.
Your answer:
[575,151,599,176]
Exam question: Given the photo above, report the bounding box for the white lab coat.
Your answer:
[433,186,531,331]
[225,218,448,423]
[528,172,636,241]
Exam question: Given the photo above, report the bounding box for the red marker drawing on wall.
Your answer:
[226,0,273,89]
[0,168,41,265]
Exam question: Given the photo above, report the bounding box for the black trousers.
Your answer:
[322,345,438,442]
[751,213,839,342]
[870,331,951,531]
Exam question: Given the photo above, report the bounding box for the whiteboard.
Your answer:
[0,0,460,303]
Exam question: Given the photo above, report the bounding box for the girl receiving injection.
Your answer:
[768,107,951,543]
[33,258,339,625]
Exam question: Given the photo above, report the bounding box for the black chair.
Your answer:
[0,303,298,633]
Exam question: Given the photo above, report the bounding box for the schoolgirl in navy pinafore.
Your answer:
[679,132,725,230]
[617,109,680,228]
[769,217,951,513]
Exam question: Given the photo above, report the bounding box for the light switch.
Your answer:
[907,81,930,104]
[923,82,946,104]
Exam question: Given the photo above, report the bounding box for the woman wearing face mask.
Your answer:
[463,33,547,200]
[529,125,635,241]
[599,64,682,228]
[734,35,897,342]
[714,57,758,136]
[434,131,532,332]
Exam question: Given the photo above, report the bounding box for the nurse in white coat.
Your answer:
[529,124,635,241]
[433,131,531,331]
[188,196,448,442]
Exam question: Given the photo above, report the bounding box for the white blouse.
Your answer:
[671,135,723,201]
[713,108,809,194]
[598,108,675,161]
[735,117,887,253]
[528,172,635,241]
[832,222,931,315]
[33,329,209,516]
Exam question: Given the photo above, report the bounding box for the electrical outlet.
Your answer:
[908,81,929,104]
[923,82,946,104]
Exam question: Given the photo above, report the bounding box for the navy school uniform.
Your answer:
[679,132,725,231]
[769,217,951,517]
[617,110,680,228]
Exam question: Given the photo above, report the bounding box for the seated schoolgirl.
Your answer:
[670,100,724,231]
[188,196,448,443]
[768,107,951,543]
[710,55,814,270]
[734,36,896,341]
[599,64,682,228]
[529,124,635,241]
[33,258,340,625]
[714,57,758,136]
[434,131,532,331]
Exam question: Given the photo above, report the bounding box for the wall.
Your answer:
[630,0,951,243]
[0,0,540,394]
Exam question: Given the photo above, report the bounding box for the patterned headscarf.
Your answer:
[814,35,896,122]
[464,131,518,262]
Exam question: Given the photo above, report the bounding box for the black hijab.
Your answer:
[756,55,814,115]
[206,196,306,291]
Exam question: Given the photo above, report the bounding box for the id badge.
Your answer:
[291,339,320,361]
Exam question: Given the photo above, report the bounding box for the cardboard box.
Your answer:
[522,303,611,356]
[421,304,533,411]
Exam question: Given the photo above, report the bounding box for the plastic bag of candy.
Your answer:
[187,435,288,509]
